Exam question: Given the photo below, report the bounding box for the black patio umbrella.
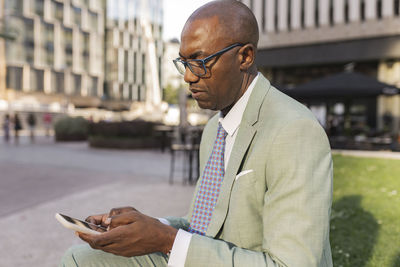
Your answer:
[281,71,400,98]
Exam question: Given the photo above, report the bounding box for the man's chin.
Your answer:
[196,101,216,111]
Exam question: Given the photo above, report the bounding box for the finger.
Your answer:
[109,212,138,230]
[78,231,115,248]
[108,206,136,217]
[85,214,107,225]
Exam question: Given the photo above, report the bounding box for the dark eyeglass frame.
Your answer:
[173,43,244,77]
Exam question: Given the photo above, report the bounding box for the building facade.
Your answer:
[104,0,163,110]
[0,0,163,118]
[240,0,400,133]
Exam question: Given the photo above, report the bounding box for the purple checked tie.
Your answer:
[188,123,227,235]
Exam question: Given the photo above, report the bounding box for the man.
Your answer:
[61,1,333,266]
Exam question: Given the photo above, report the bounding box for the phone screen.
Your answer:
[58,213,107,232]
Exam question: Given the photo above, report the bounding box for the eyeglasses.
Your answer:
[173,43,244,77]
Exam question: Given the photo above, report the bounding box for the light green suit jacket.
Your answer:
[167,74,333,267]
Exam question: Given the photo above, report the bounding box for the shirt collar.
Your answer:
[219,73,259,137]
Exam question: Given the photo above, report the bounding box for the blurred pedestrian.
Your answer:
[27,113,36,142]
[13,113,22,145]
[2,114,10,143]
[43,112,52,137]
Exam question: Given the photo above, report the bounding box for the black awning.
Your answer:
[280,71,399,98]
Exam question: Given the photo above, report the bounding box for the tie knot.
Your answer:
[217,123,227,139]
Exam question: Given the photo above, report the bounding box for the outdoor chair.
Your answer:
[169,126,202,185]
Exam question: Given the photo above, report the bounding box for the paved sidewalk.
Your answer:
[0,136,195,267]
[333,149,400,160]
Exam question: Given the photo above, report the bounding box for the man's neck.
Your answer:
[221,71,258,117]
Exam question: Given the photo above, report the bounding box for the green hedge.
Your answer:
[54,116,89,141]
[88,120,161,149]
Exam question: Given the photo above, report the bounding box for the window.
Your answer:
[6,66,23,90]
[64,28,73,67]
[377,0,382,19]
[315,0,319,27]
[73,74,82,95]
[91,77,98,96]
[395,0,400,16]
[35,0,44,17]
[287,0,291,30]
[274,0,279,31]
[301,0,305,28]
[329,0,334,25]
[87,76,98,96]
[142,54,146,84]
[24,18,34,63]
[54,1,63,22]
[30,68,44,92]
[361,0,366,21]
[124,50,129,82]
[73,6,82,26]
[5,0,23,15]
[262,0,266,32]
[43,23,54,66]
[52,72,64,93]
[82,32,90,72]
[89,11,98,31]
[134,52,137,83]
[344,0,349,23]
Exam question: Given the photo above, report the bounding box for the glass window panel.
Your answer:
[54,1,63,22]
[52,71,64,93]
[43,23,54,66]
[73,74,82,95]
[89,77,98,96]
[30,68,44,92]
[73,6,82,25]
[64,27,73,67]
[142,54,145,84]
[89,11,98,31]
[6,66,23,90]
[124,50,129,82]
[82,32,90,72]
[35,0,44,17]
[5,0,23,15]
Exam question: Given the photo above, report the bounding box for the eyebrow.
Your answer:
[179,50,205,60]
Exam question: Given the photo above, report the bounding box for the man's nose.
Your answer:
[184,67,200,83]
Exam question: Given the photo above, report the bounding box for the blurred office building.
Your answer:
[163,38,183,91]
[240,0,400,134]
[0,0,163,121]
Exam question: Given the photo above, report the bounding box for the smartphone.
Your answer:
[55,213,107,235]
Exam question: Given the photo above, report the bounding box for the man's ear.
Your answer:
[238,44,256,71]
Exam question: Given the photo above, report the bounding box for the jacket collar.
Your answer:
[206,74,271,237]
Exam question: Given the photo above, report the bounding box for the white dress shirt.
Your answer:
[167,74,260,267]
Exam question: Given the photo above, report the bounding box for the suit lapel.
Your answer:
[206,74,271,237]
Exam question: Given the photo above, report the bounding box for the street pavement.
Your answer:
[0,136,195,267]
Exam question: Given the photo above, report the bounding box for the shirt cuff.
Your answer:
[158,218,171,226]
[167,229,192,267]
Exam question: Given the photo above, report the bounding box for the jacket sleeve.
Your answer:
[165,216,190,231]
[184,118,333,267]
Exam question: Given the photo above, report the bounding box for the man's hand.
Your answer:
[85,206,137,229]
[78,210,178,257]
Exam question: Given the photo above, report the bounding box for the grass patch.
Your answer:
[331,155,400,267]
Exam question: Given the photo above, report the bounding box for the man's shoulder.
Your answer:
[261,85,317,123]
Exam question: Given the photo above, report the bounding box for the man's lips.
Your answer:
[190,88,205,99]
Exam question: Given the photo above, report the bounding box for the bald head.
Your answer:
[183,0,259,48]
